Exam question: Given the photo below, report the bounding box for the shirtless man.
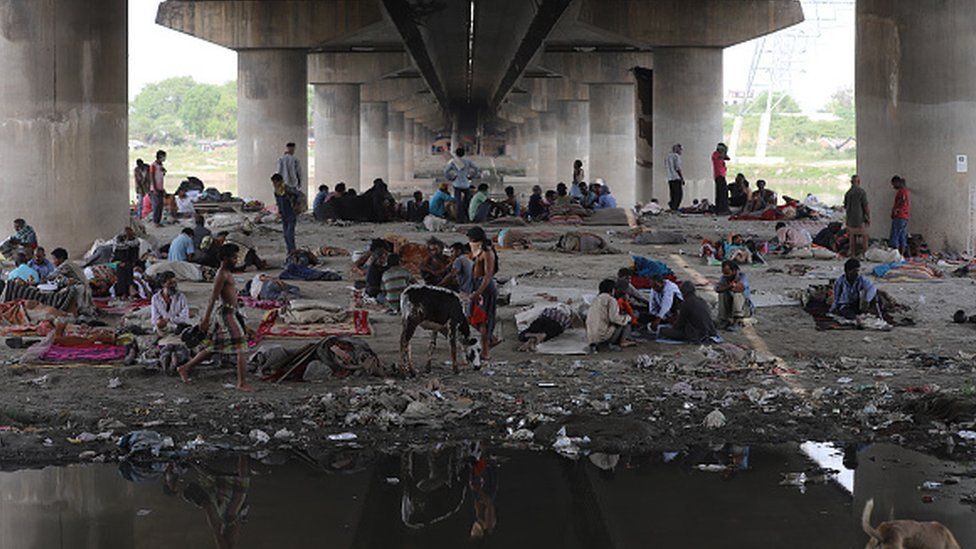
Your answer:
[177,244,252,391]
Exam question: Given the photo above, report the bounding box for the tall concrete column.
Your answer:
[0,1,127,255]
[652,48,723,206]
[525,117,541,178]
[238,49,308,205]
[314,83,359,191]
[360,102,389,190]
[589,83,637,206]
[404,118,415,183]
[556,100,590,185]
[858,0,976,253]
[387,106,405,186]
[537,112,558,185]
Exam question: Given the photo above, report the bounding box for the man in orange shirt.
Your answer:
[889,175,910,256]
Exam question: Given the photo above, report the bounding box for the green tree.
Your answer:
[824,88,854,119]
[179,84,222,137]
[130,77,239,143]
[746,91,801,114]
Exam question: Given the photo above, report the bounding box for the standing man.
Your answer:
[889,175,910,257]
[665,144,684,211]
[844,174,870,258]
[711,143,730,214]
[445,147,478,223]
[133,159,150,219]
[276,142,304,212]
[272,173,297,254]
[150,150,167,226]
[177,244,252,391]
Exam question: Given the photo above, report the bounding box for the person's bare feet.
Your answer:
[236,383,254,392]
[177,366,191,383]
[489,337,503,348]
[620,340,637,348]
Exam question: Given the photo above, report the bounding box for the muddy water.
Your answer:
[0,443,972,549]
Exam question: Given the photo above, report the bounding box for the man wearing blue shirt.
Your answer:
[27,247,55,280]
[715,260,753,330]
[7,252,39,285]
[167,227,195,262]
[830,258,879,319]
[429,183,455,219]
[594,180,618,209]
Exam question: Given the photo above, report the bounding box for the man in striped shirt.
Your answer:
[380,254,413,313]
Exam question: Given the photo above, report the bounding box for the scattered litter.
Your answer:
[957,431,976,441]
[552,426,590,460]
[837,377,853,384]
[327,432,357,441]
[117,430,174,457]
[107,377,122,389]
[696,464,726,473]
[249,429,270,444]
[385,478,400,485]
[703,409,727,429]
[919,481,942,491]
[274,428,294,440]
[136,509,152,517]
[507,428,534,442]
[78,450,97,460]
[537,382,557,388]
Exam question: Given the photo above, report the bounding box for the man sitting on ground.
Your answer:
[174,189,195,217]
[405,190,429,223]
[647,274,683,331]
[586,279,635,352]
[429,182,455,219]
[49,247,94,314]
[420,238,451,285]
[715,260,753,330]
[380,254,413,313]
[657,281,718,343]
[775,222,813,254]
[745,180,777,212]
[7,252,39,285]
[326,182,346,203]
[595,181,618,209]
[830,258,880,319]
[28,247,55,280]
[527,185,547,221]
[616,268,649,311]
[554,183,571,207]
[2,218,38,256]
[151,271,190,334]
[518,306,573,351]
[168,227,195,262]
[312,185,329,213]
[191,214,211,252]
[469,183,491,223]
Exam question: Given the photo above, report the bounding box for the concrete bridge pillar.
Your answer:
[0,0,128,255]
[589,83,637,206]
[525,117,541,179]
[652,48,723,206]
[387,106,405,187]
[238,49,308,206]
[314,83,360,191]
[404,118,415,182]
[857,0,976,253]
[556,101,590,186]
[360,102,389,190]
[537,112,558,186]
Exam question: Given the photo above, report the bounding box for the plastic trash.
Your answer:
[107,377,122,389]
[249,429,270,444]
[328,432,357,441]
[920,481,943,491]
[552,426,590,460]
[703,409,727,429]
[273,428,294,440]
[117,430,175,457]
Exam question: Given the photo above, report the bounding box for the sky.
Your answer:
[129,0,854,113]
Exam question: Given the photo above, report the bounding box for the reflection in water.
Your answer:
[0,443,973,548]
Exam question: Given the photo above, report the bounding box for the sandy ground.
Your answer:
[0,209,974,467]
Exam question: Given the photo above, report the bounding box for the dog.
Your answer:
[862,498,961,549]
[400,285,481,376]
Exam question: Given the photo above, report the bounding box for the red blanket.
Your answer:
[93,298,151,315]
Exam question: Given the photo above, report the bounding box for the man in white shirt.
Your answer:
[276,142,305,211]
[648,274,683,331]
[665,144,684,211]
[151,271,190,334]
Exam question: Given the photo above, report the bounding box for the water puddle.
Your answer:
[0,443,973,548]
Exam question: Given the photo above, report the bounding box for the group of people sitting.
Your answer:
[355,228,501,361]
[159,215,269,273]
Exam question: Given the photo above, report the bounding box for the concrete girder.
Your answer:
[156,0,386,49]
[308,52,413,84]
[389,92,433,113]
[525,77,589,105]
[361,78,427,103]
[537,51,652,84]
[575,0,805,48]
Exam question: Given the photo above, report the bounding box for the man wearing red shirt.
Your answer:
[712,143,730,214]
[889,175,910,256]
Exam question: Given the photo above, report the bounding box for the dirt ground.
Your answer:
[1,209,975,468]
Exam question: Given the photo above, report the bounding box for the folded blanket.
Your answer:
[256,309,371,339]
